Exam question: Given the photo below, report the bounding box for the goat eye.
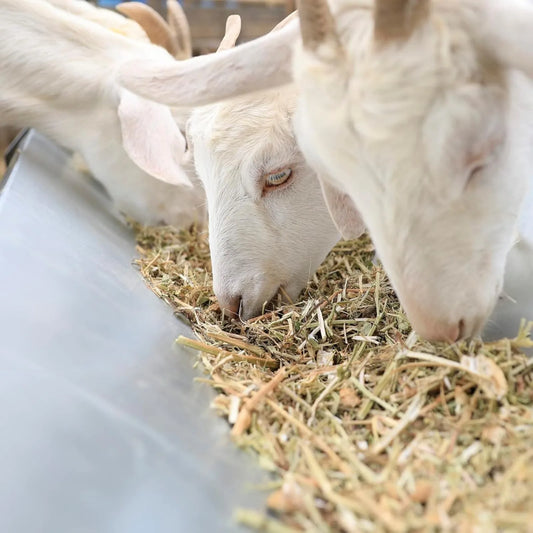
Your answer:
[264,168,292,189]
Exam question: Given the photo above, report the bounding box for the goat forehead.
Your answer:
[316,2,504,193]
[357,35,480,125]
[328,1,484,130]
[192,89,296,147]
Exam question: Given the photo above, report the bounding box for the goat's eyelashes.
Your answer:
[263,168,292,191]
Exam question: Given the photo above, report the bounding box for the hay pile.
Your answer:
[135,224,533,533]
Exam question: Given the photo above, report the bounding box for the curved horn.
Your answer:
[166,0,192,60]
[374,0,430,43]
[217,15,242,52]
[116,2,176,55]
[271,10,298,33]
[297,0,339,52]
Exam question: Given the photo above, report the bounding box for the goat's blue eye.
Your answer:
[264,168,292,188]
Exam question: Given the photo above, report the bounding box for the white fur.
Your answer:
[0,0,205,228]
[119,0,533,339]
[294,0,533,340]
[189,86,343,317]
[45,0,150,42]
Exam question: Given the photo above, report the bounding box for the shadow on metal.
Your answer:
[0,131,267,533]
[483,238,533,354]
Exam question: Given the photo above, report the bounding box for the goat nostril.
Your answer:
[456,318,465,341]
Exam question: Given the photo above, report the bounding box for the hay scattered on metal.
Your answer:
[134,224,533,532]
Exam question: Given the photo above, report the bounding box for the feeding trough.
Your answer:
[0,130,267,533]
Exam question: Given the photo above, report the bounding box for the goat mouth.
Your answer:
[458,318,466,341]
[220,296,243,322]
[266,284,295,312]
[234,283,300,321]
[278,285,295,305]
[238,285,286,321]
[257,286,284,317]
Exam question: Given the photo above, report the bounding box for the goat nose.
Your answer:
[218,294,241,317]
[401,295,466,342]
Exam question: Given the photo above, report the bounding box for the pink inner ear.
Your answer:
[118,89,193,187]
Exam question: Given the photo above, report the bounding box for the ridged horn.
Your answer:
[297,0,339,51]
[374,0,430,43]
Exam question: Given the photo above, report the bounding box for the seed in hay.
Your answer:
[133,223,533,532]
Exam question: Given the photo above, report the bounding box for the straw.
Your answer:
[134,223,533,532]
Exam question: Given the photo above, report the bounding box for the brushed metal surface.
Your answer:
[0,131,267,533]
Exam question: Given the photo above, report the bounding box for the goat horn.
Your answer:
[166,0,192,60]
[217,15,242,52]
[116,2,176,56]
[297,0,339,52]
[271,10,298,33]
[374,0,430,43]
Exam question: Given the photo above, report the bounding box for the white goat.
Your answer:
[294,0,533,342]
[189,85,347,318]
[187,15,352,318]
[120,0,533,341]
[1,0,149,177]
[45,0,193,59]
[0,0,204,228]
[44,0,150,41]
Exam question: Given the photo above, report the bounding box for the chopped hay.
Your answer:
[134,224,533,532]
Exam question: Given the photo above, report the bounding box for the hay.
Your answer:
[134,224,533,532]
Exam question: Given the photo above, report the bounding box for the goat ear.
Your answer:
[318,178,366,240]
[481,0,533,78]
[118,17,297,107]
[117,89,192,187]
